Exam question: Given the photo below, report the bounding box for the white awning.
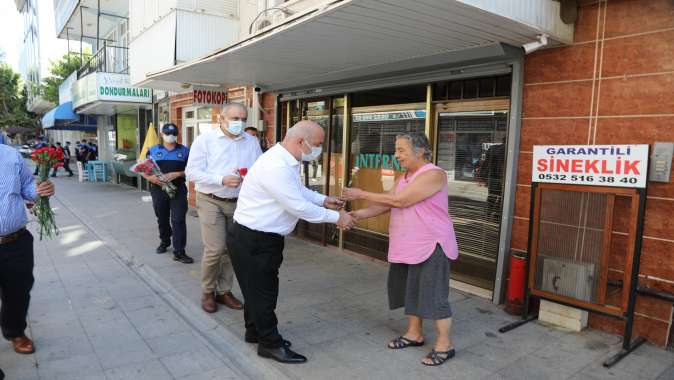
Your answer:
[142,0,573,91]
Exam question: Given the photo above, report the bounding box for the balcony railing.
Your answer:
[77,43,129,79]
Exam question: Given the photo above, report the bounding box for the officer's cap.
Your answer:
[161,123,179,135]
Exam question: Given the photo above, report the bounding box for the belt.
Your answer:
[0,228,27,245]
[200,192,237,203]
[233,221,283,239]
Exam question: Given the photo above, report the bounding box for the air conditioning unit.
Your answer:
[540,257,596,302]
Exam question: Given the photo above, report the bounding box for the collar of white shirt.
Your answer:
[271,143,300,168]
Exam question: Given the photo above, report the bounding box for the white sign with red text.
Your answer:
[532,145,649,188]
[192,86,228,107]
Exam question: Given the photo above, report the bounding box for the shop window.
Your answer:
[448,81,463,100]
[352,84,426,107]
[348,90,426,238]
[197,107,212,120]
[433,75,512,101]
[116,114,138,160]
[479,78,496,97]
[462,79,478,99]
[495,75,511,97]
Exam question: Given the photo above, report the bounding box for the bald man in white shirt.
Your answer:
[186,103,262,313]
[227,121,354,364]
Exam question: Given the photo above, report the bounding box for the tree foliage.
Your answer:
[0,63,36,130]
[42,53,82,104]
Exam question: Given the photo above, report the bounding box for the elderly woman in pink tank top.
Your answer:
[342,132,458,367]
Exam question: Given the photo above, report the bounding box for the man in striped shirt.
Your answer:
[0,143,55,355]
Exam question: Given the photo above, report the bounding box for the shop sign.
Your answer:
[353,110,425,123]
[72,73,152,108]
[97,73,152,103]
[193,86,228,107]
[532,145,649,188]
[355,153,403,172]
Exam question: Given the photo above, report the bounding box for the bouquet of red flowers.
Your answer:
[31,147,63,240]
[131,158,177,198]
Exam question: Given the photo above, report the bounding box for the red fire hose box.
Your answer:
[505,251,527,315]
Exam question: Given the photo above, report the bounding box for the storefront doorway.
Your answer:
[435,100,509,291]
[279,74,515,295]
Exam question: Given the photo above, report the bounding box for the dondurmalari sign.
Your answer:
[532,145,649,188]
[72,72,152,108]
[97,73,152,103]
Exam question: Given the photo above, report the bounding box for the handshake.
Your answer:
[336,209,359,231]
[323,196,357,231]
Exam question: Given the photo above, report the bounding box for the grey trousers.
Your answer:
[197,192,236,294]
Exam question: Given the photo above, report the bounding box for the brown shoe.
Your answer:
[201,292,217,313]
[11,336,35,354]
[215,292,243,310]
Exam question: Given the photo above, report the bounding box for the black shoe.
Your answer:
[156,242,170,254]
[245,336,292,347]
[257,346,307,364]
[173,251,194,264]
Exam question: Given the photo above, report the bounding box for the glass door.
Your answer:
[435,105,509,290]
[296,98,331,243]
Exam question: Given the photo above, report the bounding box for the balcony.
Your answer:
[78,43,128,79]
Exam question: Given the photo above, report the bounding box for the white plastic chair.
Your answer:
[76,161,89,182]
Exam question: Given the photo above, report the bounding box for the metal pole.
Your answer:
[79,9,83,66]
[96,0,101,53]
[603,186,648,367]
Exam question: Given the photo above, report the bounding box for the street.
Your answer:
[0,174,672,380]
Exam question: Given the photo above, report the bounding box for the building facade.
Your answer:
[53,0,154,183]
[130,0,674,348]
[15,0,53,114]
[513,0,674,347]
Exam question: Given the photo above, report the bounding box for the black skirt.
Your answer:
[387,244,452,320]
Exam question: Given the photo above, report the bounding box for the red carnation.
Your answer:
[238,168,248,177]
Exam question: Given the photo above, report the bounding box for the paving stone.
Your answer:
[36,353,103,380]
[93,338,156,370]
[159,348,224,378]
[104,359,173,380]
[178,367,241,380]
[146,331,207,357]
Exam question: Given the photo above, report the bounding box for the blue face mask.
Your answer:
[226,120,244,136]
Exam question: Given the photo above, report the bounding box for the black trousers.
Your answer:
[227,222,284,348]
[151,184,188,251]
[0,231,34,340]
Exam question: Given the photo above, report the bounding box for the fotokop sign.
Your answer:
[532,145,649,188]
[193,86,228,107]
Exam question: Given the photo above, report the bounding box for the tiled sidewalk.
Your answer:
[2,174,673,379]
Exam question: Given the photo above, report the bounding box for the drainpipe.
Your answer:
[252,86,261,131]
[522,34,549,54]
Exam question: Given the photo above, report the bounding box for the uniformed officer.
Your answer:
[142,123,194,264]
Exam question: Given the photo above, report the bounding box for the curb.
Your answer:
[56,191,296,380]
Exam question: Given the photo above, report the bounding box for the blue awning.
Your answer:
[42,101,79,128]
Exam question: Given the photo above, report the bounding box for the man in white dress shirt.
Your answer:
[228,120,354,364]
[186,103,262,313]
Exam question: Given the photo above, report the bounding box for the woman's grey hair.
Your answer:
[396,132,432,161]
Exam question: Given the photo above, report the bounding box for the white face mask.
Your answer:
[162,134,177,143]
[226,120,244,136]
[301,136,322,161]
